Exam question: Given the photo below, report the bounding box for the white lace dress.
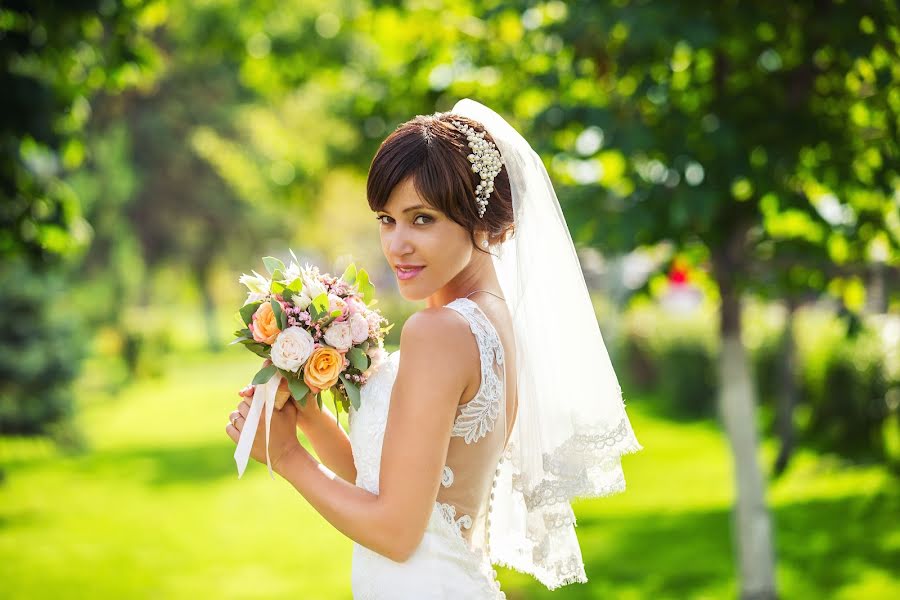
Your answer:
[348,298,508,599]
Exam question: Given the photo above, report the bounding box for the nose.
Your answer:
[387,224,414,258]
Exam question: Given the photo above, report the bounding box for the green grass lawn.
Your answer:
[1,349,897,599]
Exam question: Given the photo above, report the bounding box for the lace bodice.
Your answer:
[348,296,510,559]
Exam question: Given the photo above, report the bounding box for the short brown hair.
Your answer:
[366,111,514,252]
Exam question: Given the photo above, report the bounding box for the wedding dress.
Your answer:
[348,297,509,599]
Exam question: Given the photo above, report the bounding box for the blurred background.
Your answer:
[1,1,898,598]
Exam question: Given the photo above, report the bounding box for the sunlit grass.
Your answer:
[1,350,897,599]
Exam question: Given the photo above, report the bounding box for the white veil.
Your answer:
[451,98,643,589]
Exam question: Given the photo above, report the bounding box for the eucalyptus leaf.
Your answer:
[239,301,262,326]
[312,292,329,315]
[252,363,277,384]
[341,263,357,284]
[356,269,374,304]
[348,347,369,371]
[288,376,310,408]
[287,277,303,293]
[270,298,286,330]
[263,256,286,276]
[341,375,361,410]
[240,341,270,358]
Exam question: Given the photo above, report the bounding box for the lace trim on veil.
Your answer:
[490,416,643,589]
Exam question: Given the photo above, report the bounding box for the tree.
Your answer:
[528,2,899,598]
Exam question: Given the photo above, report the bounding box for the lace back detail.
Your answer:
[445,297,505,444]
[433,297,509,570]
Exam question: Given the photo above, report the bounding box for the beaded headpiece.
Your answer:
[452,119,505,218]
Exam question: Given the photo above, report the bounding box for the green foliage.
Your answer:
[799,324,896,461]
[624,300,898,462]
[0,258,86,434]
[1,0,162,264]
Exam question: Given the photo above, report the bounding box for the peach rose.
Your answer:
[303,347,343,393]
[251,301,281,345]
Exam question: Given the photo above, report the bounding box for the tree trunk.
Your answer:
[714,252,778,600]
[773,300,799,476]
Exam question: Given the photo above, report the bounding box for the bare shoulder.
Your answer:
[400,306,470,348]
[398,307,477,388]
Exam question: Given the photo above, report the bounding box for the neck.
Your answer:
[426,252,502,308]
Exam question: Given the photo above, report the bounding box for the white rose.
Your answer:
[270,326,315,373]
[323,320,353,352]
[349,313,369,344]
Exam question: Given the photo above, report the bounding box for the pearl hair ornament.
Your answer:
[451,119,505,218]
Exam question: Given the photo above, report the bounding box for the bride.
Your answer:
[225,99,642,598]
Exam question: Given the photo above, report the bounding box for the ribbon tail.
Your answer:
[233,370,282,479]
[263,370,280,480]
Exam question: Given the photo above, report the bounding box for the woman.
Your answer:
[226,99,642,598]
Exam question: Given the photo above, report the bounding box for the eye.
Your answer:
[376,215,393,225]
[413,214,433,225]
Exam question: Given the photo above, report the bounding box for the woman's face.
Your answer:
[376,176,474,301]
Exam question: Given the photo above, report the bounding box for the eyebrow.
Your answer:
[379,204,433,214]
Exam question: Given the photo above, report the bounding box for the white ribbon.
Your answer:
[233,369,283,479]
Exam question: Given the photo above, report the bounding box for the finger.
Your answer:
[239,384,255,398]
[225,423,239,443]
[238,400,251,417]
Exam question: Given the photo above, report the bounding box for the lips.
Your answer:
[396,265,425,281]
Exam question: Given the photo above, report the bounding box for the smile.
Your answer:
[396,266,425,280]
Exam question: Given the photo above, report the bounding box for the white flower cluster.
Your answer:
[452,119,504,218]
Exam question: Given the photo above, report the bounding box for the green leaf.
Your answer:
[252,363,277,384]
[271,279,286,295]
[340,375,361,410]
[282,288,294,303]
[228,336,250,346]
[287,277,303,293]
[356,269,375,304]
[312,292,329,315]
[263,256,286,276]
[240,341,270,358]
[348,347,369,371]
[233,328,251,338]
[239,301,262,327]
[270,298,286,330]
[341,263,357,284]
[330,309,343,318]
[332,385,347,414]
[288,376,310,408]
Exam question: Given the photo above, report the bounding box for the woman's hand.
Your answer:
[226,383,304,472]
[240,380,324,429]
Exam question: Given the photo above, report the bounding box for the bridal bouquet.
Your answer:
[230,251,391,477]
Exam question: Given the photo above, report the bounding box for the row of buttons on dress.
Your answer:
[485,455,506,599]
[483,455,504,556]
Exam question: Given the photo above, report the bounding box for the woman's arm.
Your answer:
[240,384,358,483]
[295,398,357,483]
[271,308,472,562]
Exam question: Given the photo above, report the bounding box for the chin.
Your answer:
[398,284,429,302]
